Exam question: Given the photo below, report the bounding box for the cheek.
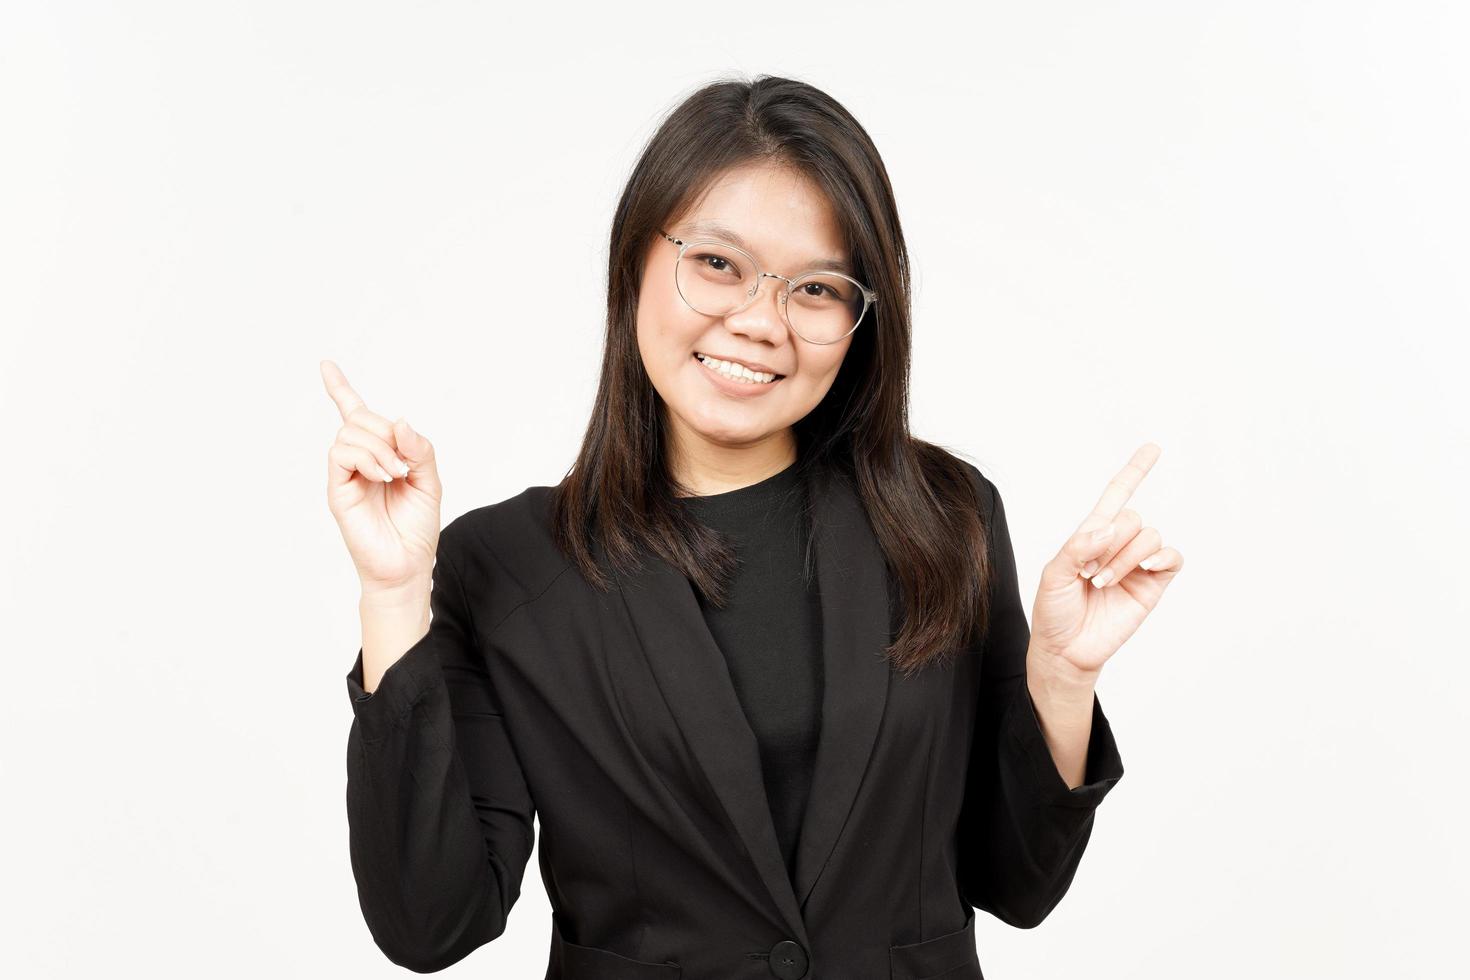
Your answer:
[636,298,700,385]
[794,343,851,393]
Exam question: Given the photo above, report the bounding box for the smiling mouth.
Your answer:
[692,352,786,383]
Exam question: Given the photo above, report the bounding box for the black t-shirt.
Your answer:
[676,460,824,885]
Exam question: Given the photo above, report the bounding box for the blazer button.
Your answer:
[768,939,809,979]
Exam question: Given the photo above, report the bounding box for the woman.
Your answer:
[324,75,1182,979]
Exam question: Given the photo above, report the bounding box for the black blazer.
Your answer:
[344,458,1125,978]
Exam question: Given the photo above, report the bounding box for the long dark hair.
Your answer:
[550,73,995,674]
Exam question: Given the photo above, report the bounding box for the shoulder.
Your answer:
[925,446,1000,522]
[437,483,574,634]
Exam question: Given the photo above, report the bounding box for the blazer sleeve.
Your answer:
[343,534,537,973]
[957,473,1125,929]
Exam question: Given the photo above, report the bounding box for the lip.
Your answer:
[692,352,785,397]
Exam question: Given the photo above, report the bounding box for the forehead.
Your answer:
[672,163,852,275]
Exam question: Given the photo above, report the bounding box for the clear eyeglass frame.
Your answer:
[659,230,877,346]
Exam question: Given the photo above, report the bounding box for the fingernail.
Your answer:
[1140,553,1160,570]
[1081,560,1100,577]
[379,466,394,482]
[1090,569,1113,588]
[1091,523,1116,543]
[396,458,410,476]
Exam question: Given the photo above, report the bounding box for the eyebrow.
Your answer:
[680,220,854,277]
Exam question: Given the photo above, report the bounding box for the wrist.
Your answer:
[360,576,432,611]
[1026,645,1101,702]
[357,581,432,695]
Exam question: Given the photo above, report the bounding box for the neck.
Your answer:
[668,421,798,498]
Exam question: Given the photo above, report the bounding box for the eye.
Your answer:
[687,251,743,277]
[801,281,842,300]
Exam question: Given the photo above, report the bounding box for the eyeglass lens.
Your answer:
[675,241,865,343]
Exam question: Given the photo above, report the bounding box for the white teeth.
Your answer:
[695,352,778,384]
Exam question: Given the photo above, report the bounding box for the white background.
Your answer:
[3,1,1466,977]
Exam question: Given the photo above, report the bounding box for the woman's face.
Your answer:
[636,160,856,469]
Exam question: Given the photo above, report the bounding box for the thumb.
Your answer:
[392,417,442,496]
[1041,521,1117,588]
[393,417,426,459]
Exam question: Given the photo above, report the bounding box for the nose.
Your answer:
[723,275,791,343]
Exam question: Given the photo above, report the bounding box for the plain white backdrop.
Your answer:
[3,1,1466,977]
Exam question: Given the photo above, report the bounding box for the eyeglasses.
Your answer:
[659,230,877,345]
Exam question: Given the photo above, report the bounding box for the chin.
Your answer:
[679,399,779,444]
[689,412,771,444]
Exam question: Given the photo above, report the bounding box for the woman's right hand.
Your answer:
[320,359,444,596]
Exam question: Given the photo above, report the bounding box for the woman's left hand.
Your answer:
[1028,442,1184,684]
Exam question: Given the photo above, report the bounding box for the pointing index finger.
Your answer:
[1079,442,1162,530]
[320,359,367,423]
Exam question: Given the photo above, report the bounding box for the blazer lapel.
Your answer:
[612,466,892,937]
[792,465,892,911]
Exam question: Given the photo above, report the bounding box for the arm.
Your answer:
[957,474,1125,929]
[1025,667,1105,793]
[344,536,536,973]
